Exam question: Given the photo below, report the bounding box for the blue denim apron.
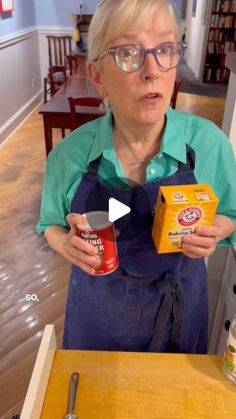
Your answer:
[63,145,208,353]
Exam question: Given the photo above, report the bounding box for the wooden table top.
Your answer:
[39,74,101,114]
[40,350,236,418]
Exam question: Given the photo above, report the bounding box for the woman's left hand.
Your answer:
[182,214,235,258]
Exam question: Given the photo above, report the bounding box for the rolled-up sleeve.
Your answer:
[36,149,71,234]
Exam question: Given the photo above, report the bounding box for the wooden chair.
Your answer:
[66,54,79,76]
[48,65,67,96]
[46,66,67,137]
[170,75,183,109]
[67,97,103,131]
[47,35,72,67]
[44,35,72,103]
[44,65,67,104]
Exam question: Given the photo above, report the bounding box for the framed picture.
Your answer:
[0,0,14,13]
[192,0,197,17]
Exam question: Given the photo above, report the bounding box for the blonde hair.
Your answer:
[88,0,179,62]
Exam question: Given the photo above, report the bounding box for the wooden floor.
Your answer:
[0,92,226,418]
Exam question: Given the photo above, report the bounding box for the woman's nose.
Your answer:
[140,51,161,80]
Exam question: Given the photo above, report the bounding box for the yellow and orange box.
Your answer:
[152,184,219,253]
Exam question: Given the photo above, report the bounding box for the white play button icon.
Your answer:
[108,198,131,222]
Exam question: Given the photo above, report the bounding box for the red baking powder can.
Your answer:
[76,211,119,276]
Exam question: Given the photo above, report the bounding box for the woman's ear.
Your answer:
[87,62,108,97]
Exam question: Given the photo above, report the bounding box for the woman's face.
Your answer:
[90,8,177,128]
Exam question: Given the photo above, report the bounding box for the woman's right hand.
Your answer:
[61,213,101,275]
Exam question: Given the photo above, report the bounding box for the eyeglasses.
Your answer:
[94,42,187,72]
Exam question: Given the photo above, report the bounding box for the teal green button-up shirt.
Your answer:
[37,108,236,245]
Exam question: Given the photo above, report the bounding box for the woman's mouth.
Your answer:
[140,92,163,103]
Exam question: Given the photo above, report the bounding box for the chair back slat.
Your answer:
[48,41,52,67]
[66,55,79,75]
[69,97,102,108]
[68,97,103,131]
[46,35,72,67]
[58,41,63,66]
[44,37,72,103]
[53,38,58,66]
[63,39,66,65]
[68,38,72,54]
[170,75,183,109]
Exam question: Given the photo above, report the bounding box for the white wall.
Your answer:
[185,0,212,80]
[0,25,78,147]
[0,29,42,145]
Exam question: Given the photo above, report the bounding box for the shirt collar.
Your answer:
[87,110,114,163]
[88,107,188,164]
[160,108,187,163]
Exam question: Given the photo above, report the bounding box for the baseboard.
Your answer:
[0,91,43,148]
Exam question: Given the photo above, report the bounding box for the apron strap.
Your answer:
[148,259,199,352]
[113,259,198,352]
[148,277,184,352]
[87,156,102,176]
[178,144,195,172]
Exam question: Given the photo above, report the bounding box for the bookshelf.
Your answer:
[203,0,236,83]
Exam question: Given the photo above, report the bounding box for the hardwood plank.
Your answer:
[0,317,64,376]
[0,288,67,355]
[176,93,225,127]
[2,400,25,419]
[0,112,68,417]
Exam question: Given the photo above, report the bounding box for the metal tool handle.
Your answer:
[68,372,79,414]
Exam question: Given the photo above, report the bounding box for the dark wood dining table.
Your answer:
[39,73,103,156]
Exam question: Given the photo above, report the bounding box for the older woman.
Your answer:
[37,0,236,353]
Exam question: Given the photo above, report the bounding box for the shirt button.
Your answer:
[150,168,156,175]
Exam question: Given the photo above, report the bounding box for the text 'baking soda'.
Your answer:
[152,184,219,253]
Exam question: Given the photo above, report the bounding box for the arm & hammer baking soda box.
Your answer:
[152,184,219,253]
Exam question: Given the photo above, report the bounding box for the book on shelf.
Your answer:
[204,0,236,83]
[209,29,223,41]
[211,14,218,27]
[210,14,234,28]
[220,0,231,13]
[209,29,233,42]
[208,41,234,54]
[216,0,221,12]
[213,0,236,13]
[224,40,233,51]
[212,0,222,12]
[204,67,229,83]
[231,0,236,12]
